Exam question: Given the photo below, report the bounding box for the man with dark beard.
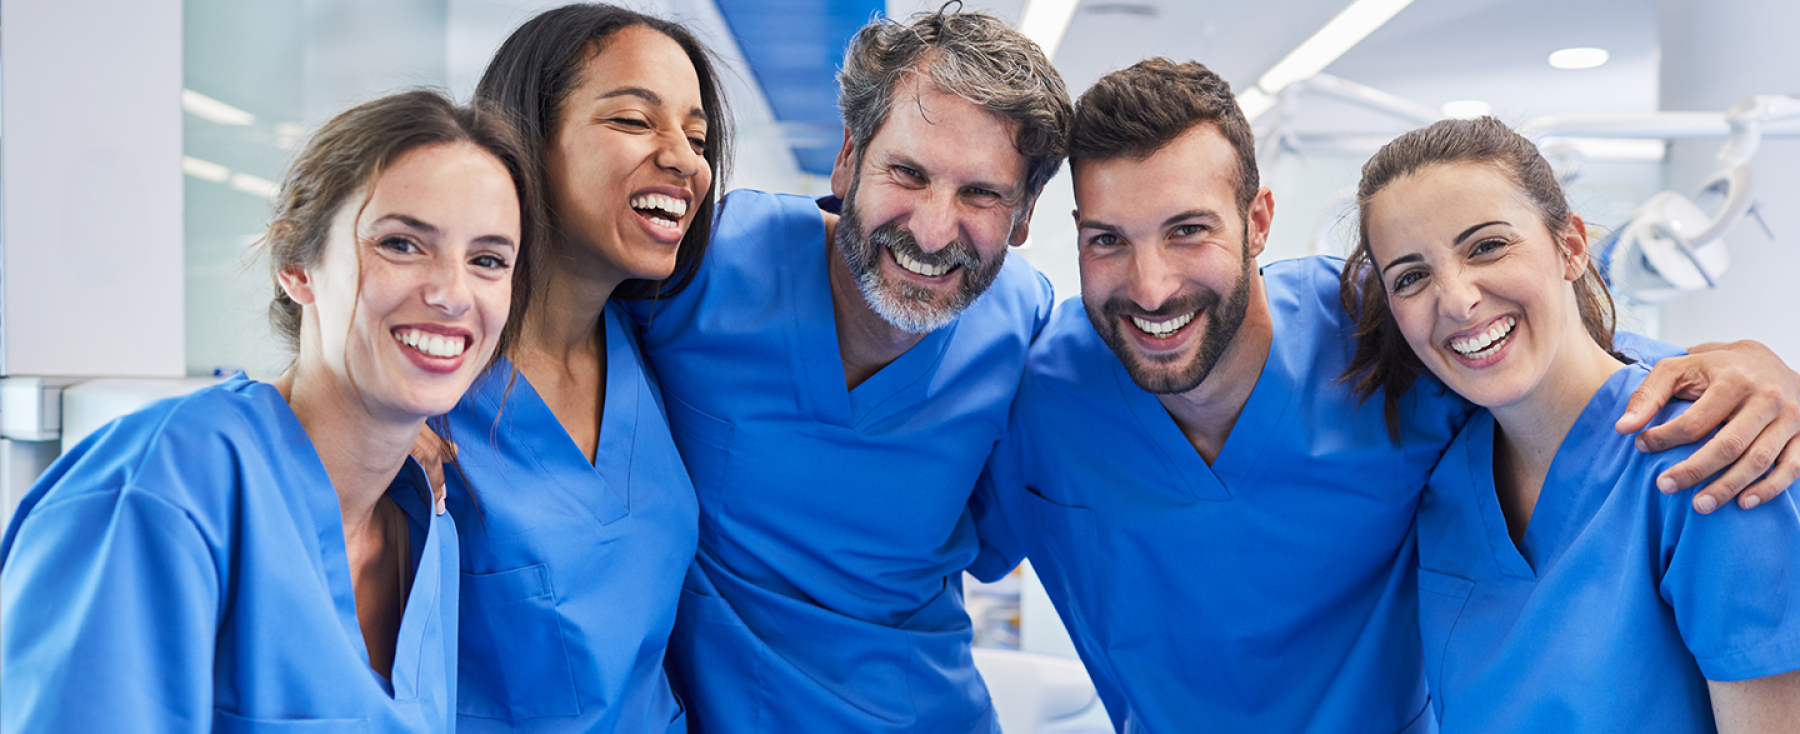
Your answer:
[968,58,1800,733]
[629,8,1070,733]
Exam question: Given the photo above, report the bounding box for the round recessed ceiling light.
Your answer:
[1548,47,1609,70]
[1441,100,1493,119]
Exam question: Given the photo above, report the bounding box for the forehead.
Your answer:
[865,76,1026,185]
[1073,124,1242,228]
[576,26,702,108]
[1367,163,1533,253]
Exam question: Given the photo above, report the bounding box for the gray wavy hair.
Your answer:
[837,5,1072,203]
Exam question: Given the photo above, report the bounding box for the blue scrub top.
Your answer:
[970,257,1474,733]
[445,302,698,733]
[0,374,458,733]
[629,189,1053,734]
[1417,364,1800,732]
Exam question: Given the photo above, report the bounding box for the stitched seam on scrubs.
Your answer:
[20,489,223,620]
[1690,632,1800,681]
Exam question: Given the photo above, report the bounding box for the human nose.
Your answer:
[423,257,473,317]
[913,187,960,254]
[655,131,704,180]
[1127,245,1180,311]
[1435,265,1481,321]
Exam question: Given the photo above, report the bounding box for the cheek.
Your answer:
[1387,297,1437,353]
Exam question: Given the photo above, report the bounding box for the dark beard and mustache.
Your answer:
[835,176,1007,334]
[1086,241,1254,395]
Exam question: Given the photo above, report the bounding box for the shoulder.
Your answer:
[30,378,289,515]
[1261,255,1351,330]
[970,251,1055,329]
[1020,297,1111,401]
[713,189,826,254]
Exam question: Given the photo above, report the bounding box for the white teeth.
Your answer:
[630,193,688,228]
[1450,316,1516,358]
[394,328,468,359]
[892,247,954,277]
[1130,311,1196,338]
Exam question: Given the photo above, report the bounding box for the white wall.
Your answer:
[2,0,186,377]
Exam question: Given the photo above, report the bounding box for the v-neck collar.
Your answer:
[1462,365,1637,579]
[1109,318,1294,502]
[251,375,444,700]
[473,306,639,524]
[788,196,956,429]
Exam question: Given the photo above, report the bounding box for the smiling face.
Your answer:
[284,142,520,422]
[546,24,711,288]
[1365,162,1593,411]
[829,77,1031,334]
[1074,123,1271,395]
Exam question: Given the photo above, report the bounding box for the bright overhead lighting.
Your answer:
[1257,0,1416,94]
[1548,47,1609,70]
[1018,0,1081,60]
[181,156,230,183]
[1441,100,1492,119]
[182,89,255,125]
[230,173,280,199]
[1237,88,1277,121]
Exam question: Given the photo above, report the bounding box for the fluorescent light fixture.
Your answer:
[230,173,280,199]
[1237,88,1277,121]
[182,89,255,126]
[1548,47,1609,70]
[1018,0,1081,60]
[181,155,230,183]
[1257,0,1416,93]
[1559,137,1665,161]
[1441,100,1492,119]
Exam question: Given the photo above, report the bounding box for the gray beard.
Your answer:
[835,178,1006,334]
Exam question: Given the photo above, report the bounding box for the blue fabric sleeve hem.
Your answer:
[1694,633,1800,682]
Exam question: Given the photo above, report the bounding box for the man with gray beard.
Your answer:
[628,8,1069,733]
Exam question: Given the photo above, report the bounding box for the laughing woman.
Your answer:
[0,91,535,732]
[1343,117,1800,732]
[439,5,728,732]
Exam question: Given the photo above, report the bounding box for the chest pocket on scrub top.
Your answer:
[457,563,581,719]
[212,709,368,733]
[1416,568,1475,717]
[1019,488,1101,623]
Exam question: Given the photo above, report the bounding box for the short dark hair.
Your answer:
[838,5,1071,203]
[263,89,539,367]
[1339,116,1618,437]
[1070,58,1259,216]
[474,3,731,302]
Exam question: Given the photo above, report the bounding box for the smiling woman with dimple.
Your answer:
[1344,116,1800,733]
[0,90,534,732]
[432,4,731,733]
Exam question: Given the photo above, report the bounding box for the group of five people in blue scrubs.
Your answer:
[5,3,1800,732]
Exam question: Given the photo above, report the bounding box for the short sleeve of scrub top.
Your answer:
[1415,363,1800,732]
[628,189,1054,734]
[0,375,459,734]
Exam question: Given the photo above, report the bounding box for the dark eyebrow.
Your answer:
[1380,253,1422,275]
[600,86,662,106]
[474,234,517,249]
[370,213,439,236]
[1455,221,1508,246]
[1076,219,1121,234]
[1165,210,1224,229]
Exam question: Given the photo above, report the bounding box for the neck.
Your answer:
[273,363,423,538]
[1156,270,1274,464]
[823,211,927,388]
[519,237,622,369]
[1488,334,1627,489]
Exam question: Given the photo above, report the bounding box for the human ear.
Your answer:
[1008,199,1037,247]
[1246,187,1275,259]
[829,129,857,199]
[1560,213,1590,282]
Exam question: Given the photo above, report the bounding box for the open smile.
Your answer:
[888,245,962,280]
[392,326,474,374]
[1446,314,1517,364]
[629,189,692,244]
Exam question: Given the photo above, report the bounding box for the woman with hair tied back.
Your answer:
[0,90,536,732]
[1343,116,1800,732]
[433,4,728,732]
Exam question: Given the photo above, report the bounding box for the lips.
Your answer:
[1447,314,1516,361]
[1130,311,1196,339]
[392,325,474,375]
